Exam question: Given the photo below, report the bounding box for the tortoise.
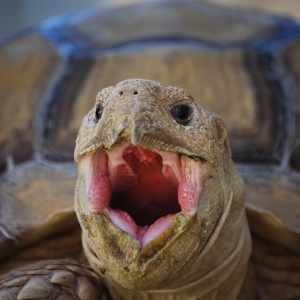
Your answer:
[0,1,300,299]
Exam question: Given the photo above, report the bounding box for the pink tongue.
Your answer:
[141,215,174,247]
[106,207,174,248]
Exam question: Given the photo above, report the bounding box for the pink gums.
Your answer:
[87,151,111,212]
[178,157,204,214]
[84,142,205,247]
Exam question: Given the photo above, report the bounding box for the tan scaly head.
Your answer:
[74,79,251,299]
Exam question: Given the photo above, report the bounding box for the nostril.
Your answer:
[119,91,123,95]
[133,90,138,95]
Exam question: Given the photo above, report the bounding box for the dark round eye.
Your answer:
[171,104,192,125]
[95,104,103,121]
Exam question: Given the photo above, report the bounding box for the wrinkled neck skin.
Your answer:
[80,161,251,300]
[74,79,252,300]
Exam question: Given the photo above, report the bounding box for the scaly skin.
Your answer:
[0,260,106,299]
[75,79,252,300]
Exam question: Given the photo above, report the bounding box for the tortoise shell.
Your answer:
[0,1,300,299]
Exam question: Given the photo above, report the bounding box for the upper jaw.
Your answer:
[77,140,207,249]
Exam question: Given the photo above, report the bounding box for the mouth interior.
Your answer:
[82,141,204,247]
[110,147,181,226]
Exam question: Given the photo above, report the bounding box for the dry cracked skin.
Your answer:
[74,78,251,299]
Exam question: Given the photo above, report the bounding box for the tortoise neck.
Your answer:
[85,213,251,300]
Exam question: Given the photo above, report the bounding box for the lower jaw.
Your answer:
[82,208,194,254]
[80,210,199,290]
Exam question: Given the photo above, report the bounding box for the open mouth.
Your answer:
[80,141,206,248]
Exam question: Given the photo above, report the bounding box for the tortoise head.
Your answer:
[74,79,251,294]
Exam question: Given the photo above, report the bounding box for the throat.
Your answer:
[109,151,181,226]
[110,149,180,226]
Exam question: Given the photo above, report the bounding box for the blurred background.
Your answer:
[1,0,300,42]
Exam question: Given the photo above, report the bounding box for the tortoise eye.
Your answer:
[171,103,192,126]
[95,104,103,121]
